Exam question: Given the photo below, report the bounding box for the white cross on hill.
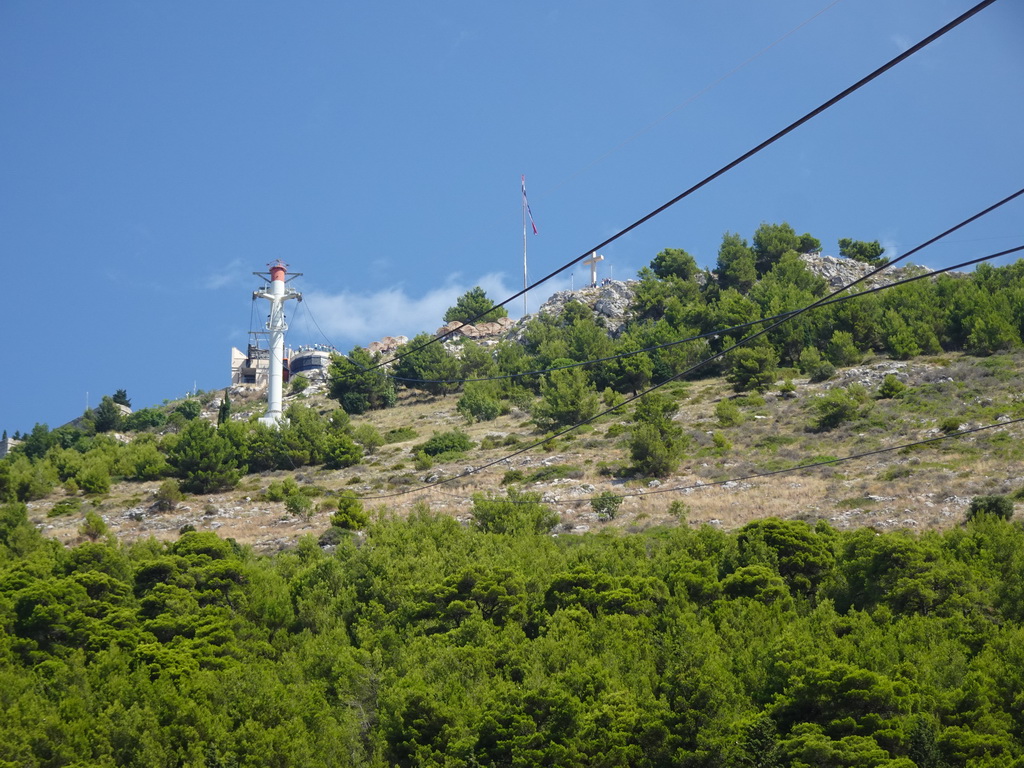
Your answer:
[582,252,604,287]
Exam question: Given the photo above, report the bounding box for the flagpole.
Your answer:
[522,175,528,316]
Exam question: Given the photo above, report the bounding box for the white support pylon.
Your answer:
[253,260,302,426]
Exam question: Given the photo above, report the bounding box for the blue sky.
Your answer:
[2,0,1021,435]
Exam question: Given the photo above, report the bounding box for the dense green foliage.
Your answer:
[840,237,888,266]
[0,403,364,504]
[5,506,1024,766]
[444,286,509,325]
[328,347,397,414]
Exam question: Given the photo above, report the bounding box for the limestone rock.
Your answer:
[531,280,637,337]
[434,316,515,340]
[366,335,408,356]
[799,253,934,291]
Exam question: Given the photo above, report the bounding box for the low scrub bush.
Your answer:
[153,479,183,511]
[331,493,369,530]
[877,374,907,399]
[967,495,1014,522]
[715,399,744,427]
[810,386,870,431]
[939,417,962,434]
[417,430,474,457]
[527,464,583,483]
[501,469,526,485]
[384,426,418,444]
[48,497,82,517]
[591,491,623,521]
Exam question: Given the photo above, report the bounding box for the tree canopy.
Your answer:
[3,508,1024,766]
[444,286,508,325]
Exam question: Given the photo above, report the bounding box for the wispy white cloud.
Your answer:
[880,236,900,263]
[301,272,520,349]
[890,33,912,54]
[204,259,245,290]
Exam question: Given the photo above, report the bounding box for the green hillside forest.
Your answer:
[4,226,1024,766]
[4,505,1024,766]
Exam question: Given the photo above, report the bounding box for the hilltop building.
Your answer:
[0,435,21,459]
[289,344,335,378]
[230,343,337,388]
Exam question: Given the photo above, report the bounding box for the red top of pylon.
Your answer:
[268,260,288,282]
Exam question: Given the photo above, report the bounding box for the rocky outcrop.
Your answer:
[799,253,933,291]
[531,280,637,336]
[434,316,516,340]
[366,335,408,356]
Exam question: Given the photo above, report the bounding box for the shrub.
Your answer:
[877,374,907,399]
[533,367,600,431]
[733,393,766,408]
[329,347,397,413]
[472,488,558,535]
[168,419,240,494]
[479,434,504,450]
[79,511,109,541]
[124,408,167,432]
[825,331,862,367]
[809,361,836,383]
[266,477,300,502]
[967,495,1014,522]
[712,431,732,454]
[668,500,689,522]
[318,527,346,547]
[630,393,686,478]
[289,374,310,394]
[78,462,111,496]
[591,491,623,521]
[93,396,124,433]
[605,423,628,438]
[384,426,418,444]
[176,400,202,421]
[527,464,583,483]
[154,479,183,511]
[878,466,912,481]
[939,417,962,434]
[352,424,384,455]
[811,387,868,431]
[457,382,502,422]
[799,347,836,381]
[330,493,369,530]
[797,347,823,376]
[418,430,474,457]
[48,497,82,517]
[727,346,779,393]
[631,423,680,478]
[501,469,526,485]
[414,451,433,471]
[715,399,744,427]
[285,493,313,519]
[323,433,363,469]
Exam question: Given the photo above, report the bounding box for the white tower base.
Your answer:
[253,261,302,427]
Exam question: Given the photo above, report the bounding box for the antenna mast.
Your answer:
[252,260,302,426]
[522,176,528,315]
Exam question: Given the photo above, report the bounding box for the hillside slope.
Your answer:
[28,349,1024,551]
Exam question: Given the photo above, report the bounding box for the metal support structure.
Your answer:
[252,261,302,426]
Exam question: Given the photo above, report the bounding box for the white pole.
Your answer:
[255,262,301,427]
[522,175,528,316]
